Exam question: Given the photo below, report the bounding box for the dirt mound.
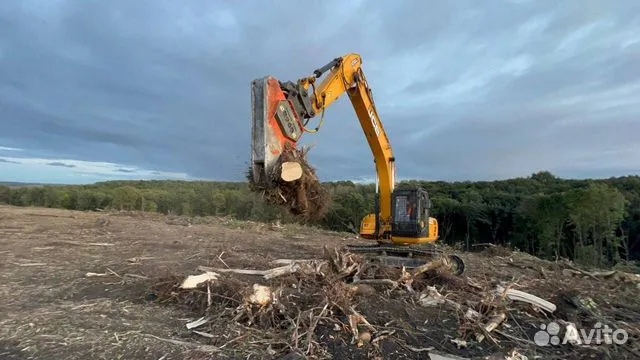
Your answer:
[248,144,331,222]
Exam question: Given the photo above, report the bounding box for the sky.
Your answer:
[1,0,639,184]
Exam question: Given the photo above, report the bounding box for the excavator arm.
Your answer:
[251,53,395,236]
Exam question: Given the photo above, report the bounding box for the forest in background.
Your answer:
[1,171,639,269]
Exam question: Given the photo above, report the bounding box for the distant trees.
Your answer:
[567,183,627,266]
[517,192,568,259]
[1,172,639,268]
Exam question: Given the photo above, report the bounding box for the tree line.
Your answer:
[1,171,638,268]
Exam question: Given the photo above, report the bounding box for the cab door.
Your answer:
[417,189,431,238]
[391,189,420,238]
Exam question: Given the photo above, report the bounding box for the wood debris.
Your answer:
[180,271,219,289]
[57,240,115,246]
[147,246,639,359]
[418,286,446,307]
[562,267,640,283]
[247,284,273,306]
[12,262,47,267]
[85,272,108,277]
[197,259,327,280]
[185,317,208,329]
[475,312,507,343]
[496,286,557,313]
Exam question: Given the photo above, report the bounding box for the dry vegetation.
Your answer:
[1,205,639,360]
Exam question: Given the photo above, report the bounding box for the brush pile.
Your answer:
[150,248,465,359]
[248,144,331,222]
[149,245,640,360]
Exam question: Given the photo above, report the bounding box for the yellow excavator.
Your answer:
[250,53,464,275]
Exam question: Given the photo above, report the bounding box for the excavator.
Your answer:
[250,53,464,275]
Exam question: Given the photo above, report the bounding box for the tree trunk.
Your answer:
[620,225,629,261]
[555,223,561,261]
[465,217,471,251]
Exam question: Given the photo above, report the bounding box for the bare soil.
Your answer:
[0,205,638,360]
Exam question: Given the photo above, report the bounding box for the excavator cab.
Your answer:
[390,188,438,243]
[360,187,438,244]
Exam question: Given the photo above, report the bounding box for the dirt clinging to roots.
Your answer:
[248,144,331,221]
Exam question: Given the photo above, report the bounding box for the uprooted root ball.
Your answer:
[247,144,331,221]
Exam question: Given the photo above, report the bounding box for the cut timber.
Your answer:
[280,161,303,182]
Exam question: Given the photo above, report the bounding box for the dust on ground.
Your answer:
[0,205,638,360]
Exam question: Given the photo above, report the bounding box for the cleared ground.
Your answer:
[0,205,638,359]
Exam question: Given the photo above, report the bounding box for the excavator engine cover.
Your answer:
[251,76,303,185]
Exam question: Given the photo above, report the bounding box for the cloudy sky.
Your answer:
[1,1,639,184]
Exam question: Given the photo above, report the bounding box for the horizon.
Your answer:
[2,170,638,188]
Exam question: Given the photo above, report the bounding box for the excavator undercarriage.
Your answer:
[344,243,465,275]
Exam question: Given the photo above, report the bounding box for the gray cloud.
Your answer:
[0,0,639,183]
[47,162,76,168]
[0,158,21,164]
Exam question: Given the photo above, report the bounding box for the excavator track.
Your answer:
[344,244,465,276]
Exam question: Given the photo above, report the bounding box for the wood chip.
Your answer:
[185,317,208,329]
[192,330,215,338]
